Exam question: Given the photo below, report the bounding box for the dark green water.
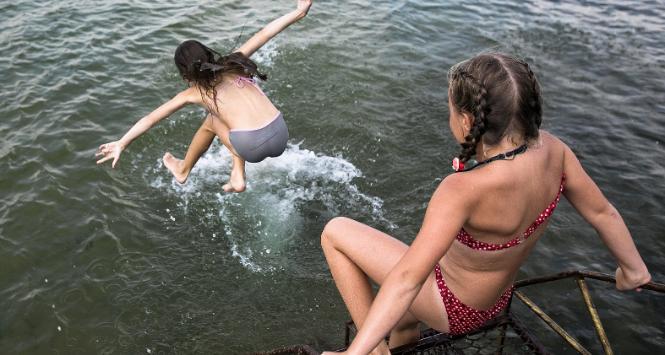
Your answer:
[1,0,664,353]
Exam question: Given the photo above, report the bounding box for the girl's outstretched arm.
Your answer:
[96,87,199,168]
[235,0,312,58]
[560,140,651,290]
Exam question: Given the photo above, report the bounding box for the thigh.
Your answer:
[192,114,217,142]
[208,114,227,134]
[323,217,408,285]
[409,271,450,332]
[199,113,216,132]
[208,115,241,156]
[323,217,449,332]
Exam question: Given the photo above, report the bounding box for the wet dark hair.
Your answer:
[448,53,542,162]
[174,40,267,111]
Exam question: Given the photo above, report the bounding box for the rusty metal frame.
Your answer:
[345,270,664,355]
[341,312,550,355]
[258,270,664,354]
[508,270,663,355]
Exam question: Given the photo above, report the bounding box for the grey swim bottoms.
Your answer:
[229,112,288,163]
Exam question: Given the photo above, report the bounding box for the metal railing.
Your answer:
[255,270,664,355]
[510,270,665,355]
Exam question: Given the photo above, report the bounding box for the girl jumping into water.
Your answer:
[96,0,313,193]
[320,53,652,355]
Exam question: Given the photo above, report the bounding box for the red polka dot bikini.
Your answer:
[439,144,566,335]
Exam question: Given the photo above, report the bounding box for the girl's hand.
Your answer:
[615,266,651,291]
[96,141,125,168]
[297,0,312,16]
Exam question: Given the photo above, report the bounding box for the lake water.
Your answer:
[1,0,664,353]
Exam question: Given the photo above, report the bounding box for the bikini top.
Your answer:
[456,175,566,251]
[233,76,266,97]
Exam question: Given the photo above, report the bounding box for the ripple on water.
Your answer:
[2,0,665,353]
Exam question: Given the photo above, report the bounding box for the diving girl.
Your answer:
[96,0,313,193]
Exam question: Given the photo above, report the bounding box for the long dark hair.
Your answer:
[448,53,542,162]
[174,40,267,111]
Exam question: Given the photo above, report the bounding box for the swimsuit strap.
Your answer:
[233,76,266,97]
[234,76,255,87]
[456,174,566,251]
[463,144,528,172]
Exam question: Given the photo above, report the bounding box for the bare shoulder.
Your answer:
[539,130,567,149]
[538,130,580,165]
[433,172,480,210]
[438,173,467,194]
[178,86,203,105]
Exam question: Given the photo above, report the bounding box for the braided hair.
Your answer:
[448,53,543,163]
[174,40,267,112]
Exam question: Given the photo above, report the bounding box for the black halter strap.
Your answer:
[463,144,528,172]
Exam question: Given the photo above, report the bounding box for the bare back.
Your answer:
[202,75,280,130]
[441,131,566,309]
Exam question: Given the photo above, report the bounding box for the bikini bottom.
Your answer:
[434,264,513,335]
[229,112,288,163]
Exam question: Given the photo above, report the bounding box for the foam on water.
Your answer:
[148,142,394,273]
[252,40,278,67]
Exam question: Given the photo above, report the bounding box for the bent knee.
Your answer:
[321,216,354,247]
[201,114,215,130]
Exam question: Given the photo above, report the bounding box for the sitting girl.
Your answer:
[320,53,651,355]
[96,0,312,193]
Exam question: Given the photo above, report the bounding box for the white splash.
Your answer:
[230,242,267,273]
[252,40,278,67]
[148,142,394,272]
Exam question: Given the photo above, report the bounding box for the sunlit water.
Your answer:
[1,0,664,353]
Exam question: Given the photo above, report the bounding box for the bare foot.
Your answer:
[162,152,189,184]
[222,163,246,193]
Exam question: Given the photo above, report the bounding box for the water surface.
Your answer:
[1,0,664,353]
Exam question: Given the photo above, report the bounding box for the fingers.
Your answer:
[96,142,118,154]
[96,146,111,156]
[96,155,113,165]
[112,156,119,169]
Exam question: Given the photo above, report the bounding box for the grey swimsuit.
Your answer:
[228,76,289,163]
[229,112,288,163]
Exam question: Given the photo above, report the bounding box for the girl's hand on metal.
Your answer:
[95,141,124,168]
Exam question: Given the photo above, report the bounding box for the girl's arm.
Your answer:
[235,0,312,58]
[334,176,471,355]
[96,87,199,168]
[561,143,651,290]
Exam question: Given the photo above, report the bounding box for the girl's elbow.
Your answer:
[589,202,622,229]
[600,203,621,222]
